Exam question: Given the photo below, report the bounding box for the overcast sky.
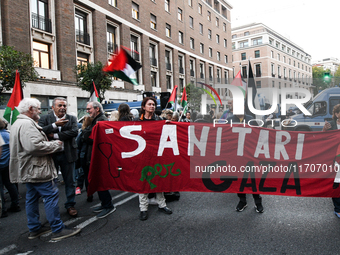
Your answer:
[229,0,340,62]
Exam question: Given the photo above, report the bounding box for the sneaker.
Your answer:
[139,211,148,221]
[96,207,116,219]
[93,205,104,213]
[75,187,81,195]
[335,211,340,218]
[236,201,247,212]
[8,205,21,212]
[255,203,264,213]
[28,226,51,240]
[148,197,158,205]
[51,227,81,241]
[158,206,172,214]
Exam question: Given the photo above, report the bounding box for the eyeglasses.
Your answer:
[58,104,67,108]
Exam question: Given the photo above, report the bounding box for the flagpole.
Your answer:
[179,105,187,121]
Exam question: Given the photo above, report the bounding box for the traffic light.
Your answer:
[324,72,330,81]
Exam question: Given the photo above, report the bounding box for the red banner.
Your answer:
[88,121,340,198]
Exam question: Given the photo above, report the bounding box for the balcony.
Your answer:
[107,42,118,53]
[179,67,184,74]
[256,73,261,78]
[76,30,90,45]
[272,73,276,78]
[150,57,157,66]
[166,63,172,71]
[209,76,213,82]
[278,75,281,79]
[31,13,52,33]
[190,70,195,77]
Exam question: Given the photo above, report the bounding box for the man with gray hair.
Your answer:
[10,98,81,241]
[81,101,115,218]
[38,97,79,217]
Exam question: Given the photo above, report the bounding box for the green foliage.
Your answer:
[186,83,203,112]
[0,45,38,93]
[334,66,340,77]
[75,61,113,102]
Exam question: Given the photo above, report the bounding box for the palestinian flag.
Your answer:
[180,86,187,114]
[90,81,100,102]
[167,85,178,111]
[3,70,23,124]
[103,47,142,85]
[231,70,247,97]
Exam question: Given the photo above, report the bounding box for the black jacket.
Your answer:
[38,112,78,163]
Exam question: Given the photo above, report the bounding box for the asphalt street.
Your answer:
[0,180,339,255]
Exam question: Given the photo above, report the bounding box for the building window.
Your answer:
[199,23,203,34]
[208,29,212,39]
[188,0,193,7]
[256,81,261,88]
[244,31,249,36]
[207,11,211,21]
[239,41,248,48]
[166,75,172,89]
[132,2,139,19]
[150,14,157,29]
[178,8,182,21]
[255,50,260,58]
[200,63,204,79]
[232,42,235,50]
[165,0,170,12]
[109,0,117,7]
[224,55,228,63]
[216,34,220,44]
[151,71,157,87]
[252,37,262,45]
[31,0,51,33]
[200,43,204,54]
[209,66,213,81]
[271,51,274,58]
[149,44,157,66]
[130,34,140,61]
[179,31,183,44]
[178,55,184,74]
[198,3,202,14]
[165,50,171,70]
[166,23,171,37]
[216,17,219,27]
[277,53,280,61]
[224,39,227,48]
[217,68,221,83]
[77,52,89,66]
[271,63,275,75]
[189,16,194,28]
[241,52,246,60]
[209,47,212,58]
[190,59,195,76]
[190,38,194,49]
[217,51,220,61]
[255,64,261,77]
[283,56,286,63]
[75,10,90,45]
[107,25,117,53]
[33,41,50,69]
[232,34,237,39]
[223,22,226,32]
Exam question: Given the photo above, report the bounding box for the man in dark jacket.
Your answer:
[83,101,115,219]
[38,97,79,217]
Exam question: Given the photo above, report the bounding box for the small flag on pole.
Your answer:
[103,47,142,85]
[90,81,100,102]
[3,70,23,124]
[231,70,247,97]
[180,86,188,114]
[167,85,178,111]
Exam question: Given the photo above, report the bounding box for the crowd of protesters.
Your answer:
[1,96,339,242]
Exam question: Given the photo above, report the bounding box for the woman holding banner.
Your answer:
[136,97,173,221]
[322,104,340,218]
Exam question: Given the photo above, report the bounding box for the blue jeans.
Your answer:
[53,153,76,209]
[26,181,64,233]
[332,197,340,213]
